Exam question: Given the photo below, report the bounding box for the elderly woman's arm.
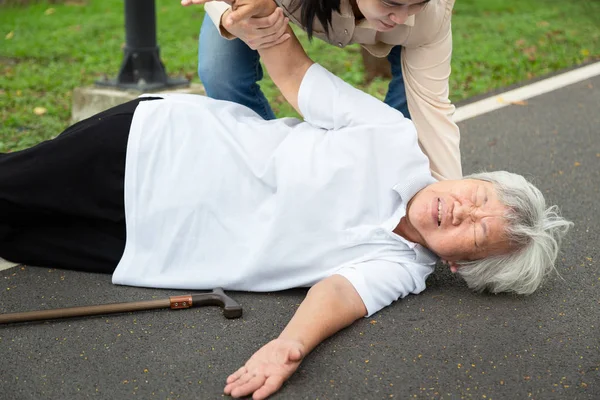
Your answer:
[190,0,313,114]
[255,24,312,114]
[224,275,367,399]
[244,1,312,115]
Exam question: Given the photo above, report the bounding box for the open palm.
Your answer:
[224,338,305,399]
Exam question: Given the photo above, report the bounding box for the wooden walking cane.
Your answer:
[0,287,242,324]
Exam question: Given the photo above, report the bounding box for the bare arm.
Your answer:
[233,0,313,116]
[220,0,313,114]
[279,274,367,352]
[224,275,367,399]
[256,26,313,115]
[184,0,311,114]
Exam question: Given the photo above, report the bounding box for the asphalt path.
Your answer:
[1,74,599,400]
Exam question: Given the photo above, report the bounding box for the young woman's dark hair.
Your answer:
[290,0,341,39]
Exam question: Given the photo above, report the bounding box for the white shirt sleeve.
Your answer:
[298,63,410,131]
[335,259,434,317]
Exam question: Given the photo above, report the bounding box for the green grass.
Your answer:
[1,0,599,152]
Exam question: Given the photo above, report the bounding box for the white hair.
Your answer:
[457,171,573,295]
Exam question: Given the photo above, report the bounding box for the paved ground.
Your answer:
[1,74,599,400]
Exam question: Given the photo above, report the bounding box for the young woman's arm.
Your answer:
[401,3,461,181]
[224,274,367,399]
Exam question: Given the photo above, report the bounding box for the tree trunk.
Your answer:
[361,47,391,83]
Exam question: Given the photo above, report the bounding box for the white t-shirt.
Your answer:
[112,64,438,316]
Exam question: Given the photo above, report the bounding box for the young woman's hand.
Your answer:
[181,0,233,6]
[181,0,289,49]
[222,7,290,50]
[224,337,305,399]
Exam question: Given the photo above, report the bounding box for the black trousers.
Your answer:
[0,97,160,274]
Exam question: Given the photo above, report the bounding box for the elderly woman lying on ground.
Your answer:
[0,14,571,400]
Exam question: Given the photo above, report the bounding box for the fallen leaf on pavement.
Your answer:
[511,100,528,106]
[496,97,528,106]
[34,107,47,115]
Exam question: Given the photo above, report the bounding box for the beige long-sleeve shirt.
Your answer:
[205,0,462,180]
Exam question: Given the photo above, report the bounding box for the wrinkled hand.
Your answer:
[224,338,305,399]
[223,7,290,50]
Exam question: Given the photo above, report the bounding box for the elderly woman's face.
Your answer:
[402,179,513,262]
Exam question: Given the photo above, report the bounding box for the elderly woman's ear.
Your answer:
[449,263,461,273]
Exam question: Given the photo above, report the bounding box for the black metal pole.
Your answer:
[96,0,188,91]
[124,0,158,49]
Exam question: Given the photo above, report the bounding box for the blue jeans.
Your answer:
[198,14,411,120]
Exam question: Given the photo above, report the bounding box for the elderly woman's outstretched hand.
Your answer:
[224,338,305,399]
[181,0,290,50]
